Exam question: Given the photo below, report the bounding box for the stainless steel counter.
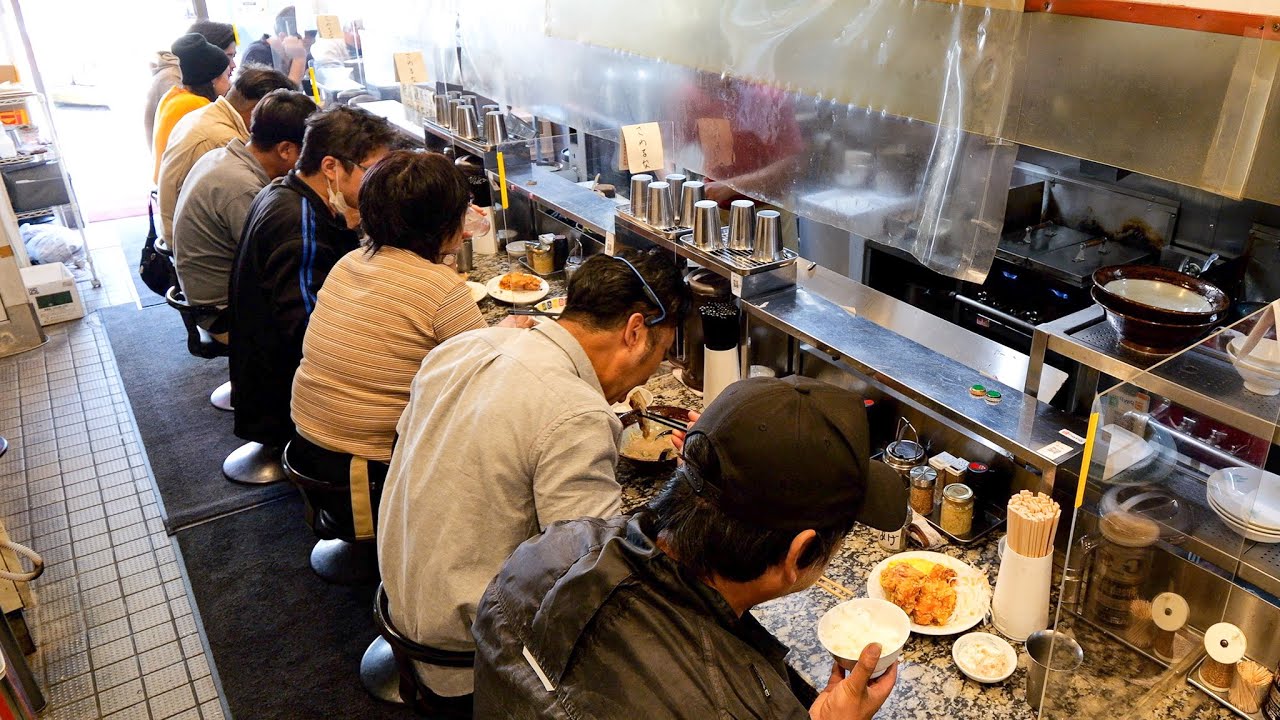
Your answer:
[744,264,1088,486]
[498,163,619,237]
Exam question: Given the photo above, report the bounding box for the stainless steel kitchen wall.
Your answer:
[453,0,1026,283]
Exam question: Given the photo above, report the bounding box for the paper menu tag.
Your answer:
[1037,441,1073,461]
[619,122,664,173]
[393,52,428,84]
[696,117,735,169]
[1059,428,1087,444]
[316,15,342,39]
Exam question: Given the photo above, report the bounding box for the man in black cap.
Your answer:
[471,375,909,719]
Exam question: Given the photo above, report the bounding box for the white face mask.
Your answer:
[326,175,352,217]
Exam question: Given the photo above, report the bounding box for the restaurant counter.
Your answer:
[464,252,1232,720]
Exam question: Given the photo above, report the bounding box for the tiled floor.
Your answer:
[0,237,231,719]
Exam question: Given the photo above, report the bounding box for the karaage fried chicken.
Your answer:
[878,561,957,626]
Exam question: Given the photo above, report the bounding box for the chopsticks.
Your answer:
[1007,490,1061,558]
[509,308,560,318]
[638,412,689,432]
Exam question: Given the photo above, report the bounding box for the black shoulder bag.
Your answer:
[138,190,175,297]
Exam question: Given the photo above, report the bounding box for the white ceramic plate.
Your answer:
[1207,496,1280,543]
[1208,466,1280,531]
[535,295,566,316]
[866,551,991,636]
[1103,278,1214,313]
[952,632,1017,684]
[486,275,549,305]
[465,281,487,303]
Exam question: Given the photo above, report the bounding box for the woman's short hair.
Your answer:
[359,150,469,262]
[647,432,854,582]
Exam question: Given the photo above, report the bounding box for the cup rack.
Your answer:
[612,206,798,299]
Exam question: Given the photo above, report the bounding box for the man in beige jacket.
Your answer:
[157,65,295,250]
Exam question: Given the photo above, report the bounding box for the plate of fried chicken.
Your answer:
[867,551,991,636]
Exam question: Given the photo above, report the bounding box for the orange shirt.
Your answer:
[151,86,209,182]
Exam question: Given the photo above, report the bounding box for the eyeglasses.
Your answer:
[342,158,371,172]
[613,255,667,327]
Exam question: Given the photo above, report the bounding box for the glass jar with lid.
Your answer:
[941,483,975,536]
[909,465,938,515]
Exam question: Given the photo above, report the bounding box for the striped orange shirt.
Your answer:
[291,245,486,461]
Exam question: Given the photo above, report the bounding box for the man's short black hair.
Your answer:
[296,105,400,174]
[187,20,235,50]
[560,248,688,332]
[230,64,296,103]
[359,150,469,263]
[647,433,855,583]
[249,89,316,149]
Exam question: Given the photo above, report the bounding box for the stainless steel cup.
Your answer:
[646,181,673,228]
[1025,630,1083,711]
[751,210,783,262]
[664,174,686,220]
[480,104,501,115]
[679,181,706,227]
[629,174,653,218]
[446,90,461,100]
[484,111,507,145]
[691,200,721,250]
[453,105,480,140]
[727,200,755,251]
[433,95,451,127]
[461,94,478,107]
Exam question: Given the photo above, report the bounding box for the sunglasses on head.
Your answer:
[612,255,667,327]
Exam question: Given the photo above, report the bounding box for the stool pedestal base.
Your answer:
[360,636,404,705]
[210,381,233,411]
[222,443,285,486]
[310,538,378,585]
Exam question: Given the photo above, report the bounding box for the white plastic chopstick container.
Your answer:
[991,544,1052,641]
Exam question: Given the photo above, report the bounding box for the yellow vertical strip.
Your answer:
[497,152,509,209]
[308,67,321,105]
[232,25,240,47]
[1074,412,1101,508]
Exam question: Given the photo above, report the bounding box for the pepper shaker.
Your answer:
[457,238,474,273]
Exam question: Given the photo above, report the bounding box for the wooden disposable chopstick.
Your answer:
[639,413,689,432]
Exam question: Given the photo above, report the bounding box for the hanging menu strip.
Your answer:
[620,122,664,173]
[393,52,428,84]
[316,15,343,39]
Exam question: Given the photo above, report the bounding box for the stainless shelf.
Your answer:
[0,92,35,109]
[15,207,56,221]
[423,119,490,158]
[1032,305,1280,443]
[496,164,620,237]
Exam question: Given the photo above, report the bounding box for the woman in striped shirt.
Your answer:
[287,150,525,541]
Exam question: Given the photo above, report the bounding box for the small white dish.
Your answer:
[1229,336,1280,371]
[465,281,487,303]
[486,275,549,305]
[1207,496,1280,543]
[952,632,1016,684]
[817,598,911,679]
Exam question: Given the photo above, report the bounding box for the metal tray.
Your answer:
[922,500,1007,545]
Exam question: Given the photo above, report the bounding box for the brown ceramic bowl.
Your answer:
[1093,288,1216,354]
[617,405,693,464]
[1092,265,1228,326]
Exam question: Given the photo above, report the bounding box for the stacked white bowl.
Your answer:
[1206,466,1280,543]
[1227,336,1280,396]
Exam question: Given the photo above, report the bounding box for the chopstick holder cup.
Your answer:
[991,543,1053,642]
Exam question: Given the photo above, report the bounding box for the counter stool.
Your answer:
[163,286,233,412]
[222,442,285,486]
[367,583,474,717]
[280,441,378,585]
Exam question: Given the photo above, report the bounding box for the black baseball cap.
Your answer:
[680,376,908,533]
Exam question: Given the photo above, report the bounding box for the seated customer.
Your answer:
[145,21,236,145]
[472,376,909,719]
[288,150,527,529]
[227,105,398,453]
[159,65,296,249]
[173,89,316,341]
[152,33,232,181]
[377,249,689,712]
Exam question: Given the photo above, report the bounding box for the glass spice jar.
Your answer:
[909,466,937,516]
[1264,668,1280,720]
[941,483,975,536]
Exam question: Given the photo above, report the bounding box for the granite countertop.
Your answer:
[466,254,1236,720]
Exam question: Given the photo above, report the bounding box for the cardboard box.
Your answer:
[19,263,82,325]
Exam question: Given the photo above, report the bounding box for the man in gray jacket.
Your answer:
[473,376,910,719]
[377,250,689,715]
[172,89,316,338]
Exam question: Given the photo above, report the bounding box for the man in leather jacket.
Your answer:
[472,375,910,719]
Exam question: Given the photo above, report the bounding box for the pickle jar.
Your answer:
[941,483,975,536]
